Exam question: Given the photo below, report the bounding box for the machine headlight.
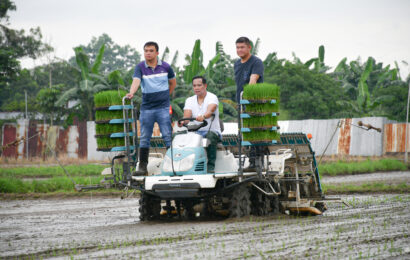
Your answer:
[162,155,173,172]
[178,154,195,172]
[162,154,195,172]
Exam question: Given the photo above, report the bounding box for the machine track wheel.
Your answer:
[229,184,251,218]
[251,185,270,216]
[138,192,161,221]
[270,195,280,215]
[182,201,196,220]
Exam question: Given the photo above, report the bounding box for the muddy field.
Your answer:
[0,191,409,259]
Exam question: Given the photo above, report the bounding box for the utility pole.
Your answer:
[25,90,28,160]
[405,78,410,164]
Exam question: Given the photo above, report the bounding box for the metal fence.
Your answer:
[1,117,407,160]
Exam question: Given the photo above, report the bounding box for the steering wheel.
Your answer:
[177,117,208,132]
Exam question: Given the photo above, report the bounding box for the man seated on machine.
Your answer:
[180,76,222,173]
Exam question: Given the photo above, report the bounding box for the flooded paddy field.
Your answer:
[0,192,409,259]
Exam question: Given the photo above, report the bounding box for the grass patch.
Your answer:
[323,182,410,194]
[318,159,407,176]
[0,164,106,178]
[0,176,105,193]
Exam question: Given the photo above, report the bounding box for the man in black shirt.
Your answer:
[234,36,265,172]
[234,36,264,103]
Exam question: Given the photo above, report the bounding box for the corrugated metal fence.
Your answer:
[1,117,408,160]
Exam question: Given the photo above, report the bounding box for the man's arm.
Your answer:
[126,78,141,99]
[168,78,176,94]
[249,58,264,85]
[249,74,260,84]
[178,109,192,126]
[196,104,217,122]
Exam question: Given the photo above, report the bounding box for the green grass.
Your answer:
[323,182,410,194]
[0,176,104,193]
[318,159,407,176]
[0,164,106,178]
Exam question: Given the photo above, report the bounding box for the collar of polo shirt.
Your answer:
[144,58,162,68]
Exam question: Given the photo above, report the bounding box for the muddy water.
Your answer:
[1,193,409,259]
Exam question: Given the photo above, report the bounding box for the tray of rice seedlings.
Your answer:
[244,102,279,113]
[96,136,133,151]
[242,114,278,128]
[95,123,132,136]
[94,90,131,109]
[94,90,135,151]
[241,83,280,145]
[94,110,131,123]
[242,83,279,103]
[242,130,280,144]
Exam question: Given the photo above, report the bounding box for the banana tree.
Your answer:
[172,40,237,121]
[56,45,110,120]
[304,45,330,73]
[183,39,204,84]
[250,38,261,55]
[336,57,395,116]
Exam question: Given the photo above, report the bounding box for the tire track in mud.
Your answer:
[1,194,409,259]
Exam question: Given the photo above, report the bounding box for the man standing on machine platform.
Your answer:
[126,41,176,175]
[182,76,221,173]
[234,36,264,172]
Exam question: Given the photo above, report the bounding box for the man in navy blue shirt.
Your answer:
[126,41,176,175]
[234,37,264,172]
[234,36,264,103]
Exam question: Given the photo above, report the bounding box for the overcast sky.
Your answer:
[9,0,410,77]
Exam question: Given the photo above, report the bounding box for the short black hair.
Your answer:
[235,37,251,46]
[192,75,206,84]
[144,41,159,52]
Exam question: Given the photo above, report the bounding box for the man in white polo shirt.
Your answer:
[182,76,221,173]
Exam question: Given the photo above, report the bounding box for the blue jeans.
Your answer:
[139,107,172,148]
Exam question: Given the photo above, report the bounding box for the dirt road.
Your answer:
[1,191,409,259]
